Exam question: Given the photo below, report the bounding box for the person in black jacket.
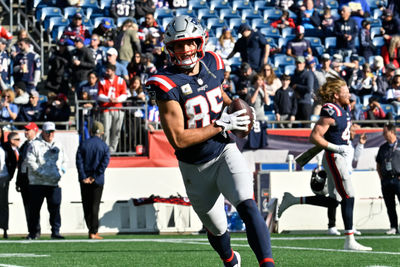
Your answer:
[45,39,71,95]
[76,121,110,239]
[334,5,359,57]
[70,36,95,91]
[274,74,297,128]
[134,0,155,21]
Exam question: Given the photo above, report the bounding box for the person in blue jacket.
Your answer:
[76,121,110,239]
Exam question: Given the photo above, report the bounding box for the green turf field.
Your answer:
[0,233,399,266]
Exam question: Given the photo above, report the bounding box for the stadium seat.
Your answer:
[324,36,337,50]
[154,8,174,20]
[228,56,242,69]
[373,8,383,19]
[260,27,280,38]
[369,18,382,27]
[188,0,209,10]
[366,0,382,9]
[232,0,253,11]
[240,8,263,20]
[93,17,115,28]
[36,6,62,22]
[219,8,241,20]
[381,104,396,115]
[327,0,339,9]
[273,54,295,68]
[100,0,112,9]
[175,8,197,18]
[330,8,340,19]
[207,36,219,47]
[304,36,322,47]
[281,27,294,38]
[197,8,219,20]
[80,0,100,9]
[253,0,271,11]
[229,17,247,31]
[372,36,385,54]
[82,17,94,27]
[209,0,231,11]
[52,25,67,40]
[44,16,68,32]
[251,18,271,30]
[215,26,237,37]
[283,64,296,75]
[265,37,278,49]
[263,8,282,20]
[117,17,137,27]
[85,7,103,19]
[206,17,228,31]
[161,17,174,30]
[63,7,84,19]
[278,36,295,51]
[362,94,373,106]
[370,27,382,38]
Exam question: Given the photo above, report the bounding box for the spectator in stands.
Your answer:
[375,63,396,99]
[359,20,375,61]
[249,74,270,122]
[93,18,118,48]
[89,34,106,75]
[320,53,340,79]
[44,93,71,124]
[10,29,31,59]
[14,81,29,106]
[134,1,155,22]
[62,13,91,46]
[3,131,19,191]
[382,9,400,40]
[260,64,282,97]
[222,65,236,100]
[115,19,141,69]
[0,38,10,91]
[45,39,71,95]
[147,98,160,131]
[215,27,236,60]
[291,56,315,127]
[274,74,297,128]
[382,35,400,68]
[76,121,110,240]
[141,52,157,84]
[97,63,128,152]
[385,69,400,113]
[338,0,371,28]
[110,0,135,20]
[227,23,270,72]
[286,25,312,58]
[320,7,335,36]
[0,23,12,44]
[127,75,146,105]
[352,63,377,97]
[364,96,394,127]
[349,93,364,120]
[275,0,295,11]
[71,36,96,91]
[13,38,41,93]
[307,56,324,90]
[0,129,9,239]
[296,0,321,31]
[16,90,45,122]
[270,10,296,31]
[334,5,359,57]
[371,56,385,78]
[127,52,145,84]
[234,62,256,94]
[0,89,18,123]
[26,121,67,240]
[387,0,400,18]
[16,123,40,239]
[139,12,163,38]
[104,48,129,82]
[331,56,346,79]
[79,71,99,101]
[141,30,162,54]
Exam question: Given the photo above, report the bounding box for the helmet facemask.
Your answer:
[166,38,204,69]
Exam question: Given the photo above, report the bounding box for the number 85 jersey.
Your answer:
[320,103,351,145]
[146,52,229,164]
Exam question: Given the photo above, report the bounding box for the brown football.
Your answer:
[227,98,254,138]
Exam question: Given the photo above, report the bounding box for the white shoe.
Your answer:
[344,237,372,251]
[229,251,241,267]
[353,228,361,236]
[278,192,298,218]
[385,228,398,235]
[327,227,341,236]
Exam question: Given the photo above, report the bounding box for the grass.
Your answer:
[0,233,399,266]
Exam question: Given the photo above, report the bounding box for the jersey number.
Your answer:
[341,121,351,142]
[185,87,223,128]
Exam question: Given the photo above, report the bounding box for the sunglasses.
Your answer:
[4,95,10,98]
[12,138,20,141]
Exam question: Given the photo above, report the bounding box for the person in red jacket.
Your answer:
[97,63,128,152]
[364,96,393,127]
[270,10,296,30]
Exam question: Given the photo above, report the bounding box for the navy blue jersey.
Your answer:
[320,103,351,145]
[146,51,228,164]
[0,50,10,84]
[13,51,41,84]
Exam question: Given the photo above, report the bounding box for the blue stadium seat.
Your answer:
[85,7,103,19]
[229,17,246,31]
[366,0,382,9]
[330,8,340,19]
[229,56,242,69]
[372,36,385,54]
[259,27,280,38]
[52,25,66,40]
[99,0,112,9]
[232,0,253,11]
[241,8,263,20]
[381,104,396,115]
[36,7,62,22]
[63,7,84,19]
[197,8,219,20]
[154,8,174,20]
[283,64,296,75]
[219,8,241,20]
[82,17,94,27]
[263,8,282,20]
[206,17,228,31]
[175,8,197,18]
[209,0,231,11]
[265,37,278,49]
[80,0,100,9]
[304,36,322,48]
[324,36,337,50]
[281,27,294,38]
[273,54,295,68]
[251,18,271,30]
[370,27,382,38]
[373,8,383,19]
[44,16,68,32]
[327,0,339,9]
[215,26,238,37]
[207,36,219,47]
[161,17,174,30]
[369,18,382,27]
[188,0,209,10]
[253,0,272,11]
[278,36,295,51]
[117,17,137,27]
[93,17,115,28]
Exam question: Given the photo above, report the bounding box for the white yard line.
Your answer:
[0,264,25,267]
[0,254,48,258]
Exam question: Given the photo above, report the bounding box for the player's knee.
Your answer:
[236,199,258,220]
[327,197,340,208]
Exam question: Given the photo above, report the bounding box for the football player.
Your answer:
[146,15,274,267]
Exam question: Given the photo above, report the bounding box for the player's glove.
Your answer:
[215,107,250,134]
[250,107,256,126]
[326,143,350,155]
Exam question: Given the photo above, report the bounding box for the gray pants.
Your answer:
[0,179,9,230]
[101,110,125,152]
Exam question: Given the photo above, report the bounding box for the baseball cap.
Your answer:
[91,121,104,135]
[102,18,112,29]
[73,13,83,19]
[383,9,393,17]
[350,54,360,61]
[296,25,305,34]
[29,89,39,98]
[332,53,343,63]
[373,56,384,69]
[350,93,357,102]
[394,69,400,76]
[14,81,26,91]
[238,23,251,34]
[107,47,118,56]
[24,122,39,132]
[296,56,305,63]
[74,35,84,43]
[386,63,396,71]
[306,56,316,65]
[321,53,331,61]
[42,121,56,131]
[0,38,7,45]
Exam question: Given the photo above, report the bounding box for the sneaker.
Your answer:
[25,235,37,240]
[278,192,298,218]
[89,233,104,240]
[344,237,372,251]
[385,228,398,235]
[51,234,65,239]
[224,251,241,267]
[327,227,341,236]
[353,229,361,236]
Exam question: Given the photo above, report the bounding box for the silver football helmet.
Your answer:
[164,15,206,69]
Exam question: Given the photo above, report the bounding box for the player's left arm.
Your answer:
[220,85,232,106]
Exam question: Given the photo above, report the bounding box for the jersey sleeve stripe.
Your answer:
[324,103,342,116]
[147,76,176,93]
[208,51,224,70]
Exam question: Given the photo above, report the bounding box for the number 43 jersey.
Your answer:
[146,52,229,164]
[320,103,351,146]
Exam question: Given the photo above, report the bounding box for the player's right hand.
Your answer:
[215,107,250,132]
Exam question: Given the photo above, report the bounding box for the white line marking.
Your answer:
[0,264,25,267]
[0,254,48,258]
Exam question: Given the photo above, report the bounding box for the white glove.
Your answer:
[250,106,256,123]
[215,107,251,132]
[326,143,351,155]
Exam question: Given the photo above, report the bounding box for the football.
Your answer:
[227,98,254,138]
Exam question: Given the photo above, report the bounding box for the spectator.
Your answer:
[0,129,8,239]
[45,39,71,95]
[364,96,394,127]
[371,56,385,77]
[382,35,400,68]
[141,52,157,84]
[97,63,128,152]
[359,20,375,62]
[234,62,256,94]
[44,93,71,124]
[79,71,99,101]
[62,13,91,46]
[376,123,400,235]
[349,93,364,120]
[381,9,400,40]
[16,123,40,238]
[271,10,296,31]
[320,53,340,79]
[92,18,118,47]
[215,27,236,60]
[3,132,20,189]
[141,30,162,55]
[13,38,41,92]
[16,90,45,123]
[375,63,396,99]
[127,75,145,104]
[387,0,400,18]
[291,56,316,127]
[26,121,67,240]
[0,38,10,91]
[385,69,400,113]
[249,74,270,122]
[71,36,96,90]
[127,52,145,84]
[110,0,135,20]
[307,56,324,90]
[331,54,347,79]
[275,0,295,11]
[221,65,236,99]
[76,121,110,239]
[10,29,32,59]
[115,19,141,69]
[134,1,155,21]
[296,0,321,31]
[0,23,12,43]
[320,7,335,35]
[13,81,29,106]
[286,25,312,58]
[146,98,159,131]
[352,63,377,97]
[89,34,106,75]
[0,89,18,122]
[338,0,370,28]
[274,74,297,128]
[334,5,359,57]
[103,48,129,82]
[260,63,282,97]
[138,12,163,40]
[227,23,270,72]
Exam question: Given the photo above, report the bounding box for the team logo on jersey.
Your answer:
[181,84,192,95]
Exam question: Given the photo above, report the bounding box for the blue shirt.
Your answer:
[76,136,110,185]
[16,102,45,122]
[1,103,18,122]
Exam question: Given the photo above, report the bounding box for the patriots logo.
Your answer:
[323,106,335,116]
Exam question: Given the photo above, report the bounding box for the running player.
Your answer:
[305,78,371,250]
[146,15,274,266]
